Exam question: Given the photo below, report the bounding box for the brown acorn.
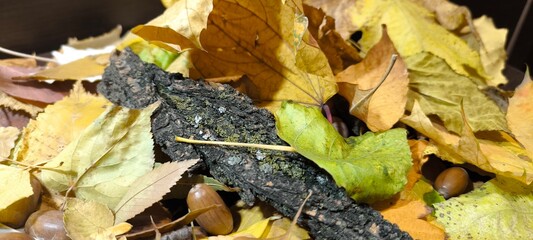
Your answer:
[434,167,470,199]
[24,209,69,240]
[186,184,233,235]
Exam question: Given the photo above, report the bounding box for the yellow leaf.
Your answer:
[352,0,487,79]
[146,0,213,50]
[380,200,445,240]
[337,27,408,131]
[402,101,533,184]
[0,166,32,210]
[0,127,20,159]
[41,103,158,209]
[13,83,110,166]
[135,0,337,111]
[414,0,471,32]
[464,15,508,86]
[64,198,117,240]
[507,70,533,156]
[22,54,109,81]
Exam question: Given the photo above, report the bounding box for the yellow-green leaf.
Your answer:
[352,0,487,79]
[406,53,507,133]
[40,103,158,209]
[434,178,533,239]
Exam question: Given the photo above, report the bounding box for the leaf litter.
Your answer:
[0,0,531,239]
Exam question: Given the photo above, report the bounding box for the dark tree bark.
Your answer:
[98,49,411,240]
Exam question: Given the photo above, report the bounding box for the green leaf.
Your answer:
[275,101,412,203]
[129,41,180,70]
[434,178,533,239]
[406,53,507,133]
[41,103,158,209]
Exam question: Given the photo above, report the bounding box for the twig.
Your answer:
[0,46,58,63]
[175,136,296,152]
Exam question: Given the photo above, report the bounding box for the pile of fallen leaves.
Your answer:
[1,0,532,239]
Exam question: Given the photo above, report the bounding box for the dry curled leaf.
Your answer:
[336,27,408,131]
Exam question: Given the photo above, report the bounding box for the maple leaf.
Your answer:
[132,0,337,111]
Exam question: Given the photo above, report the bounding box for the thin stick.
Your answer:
[175,136,296,152]
[352,54,397,108]
[0,46,58,63]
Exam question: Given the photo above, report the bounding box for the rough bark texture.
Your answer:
[98,49,411,240]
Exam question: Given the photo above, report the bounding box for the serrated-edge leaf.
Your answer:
[113,159,199,224]
[64,198,115,240]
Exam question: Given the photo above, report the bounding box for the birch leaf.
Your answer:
[13,83,110,166]
[64,198,131,240]
[507,70,533,156]
[337,27,408,131]
[276,101,411,203]
[113,159,199,224]
[434,178,533,239]
[40,103,158,209]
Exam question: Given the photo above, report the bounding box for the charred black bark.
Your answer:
[98,49,411,240]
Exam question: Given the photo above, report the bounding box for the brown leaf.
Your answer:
[0,107,31,129]
[0,65,67,103]
[336,27,408,131]
[134,0,337,110]
[303,4,361,74]
[303,0,358,40]
[380,200,445,240]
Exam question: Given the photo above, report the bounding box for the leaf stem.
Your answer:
[0,46,58,63]
[175,136,296,152]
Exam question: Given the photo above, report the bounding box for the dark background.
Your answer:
[0,0,531,84]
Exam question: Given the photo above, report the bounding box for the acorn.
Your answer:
[0,232,33,240]
[434,167,470,199]
[0,175,42,228]
[186,184,233,235]
[24,209,69,240]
